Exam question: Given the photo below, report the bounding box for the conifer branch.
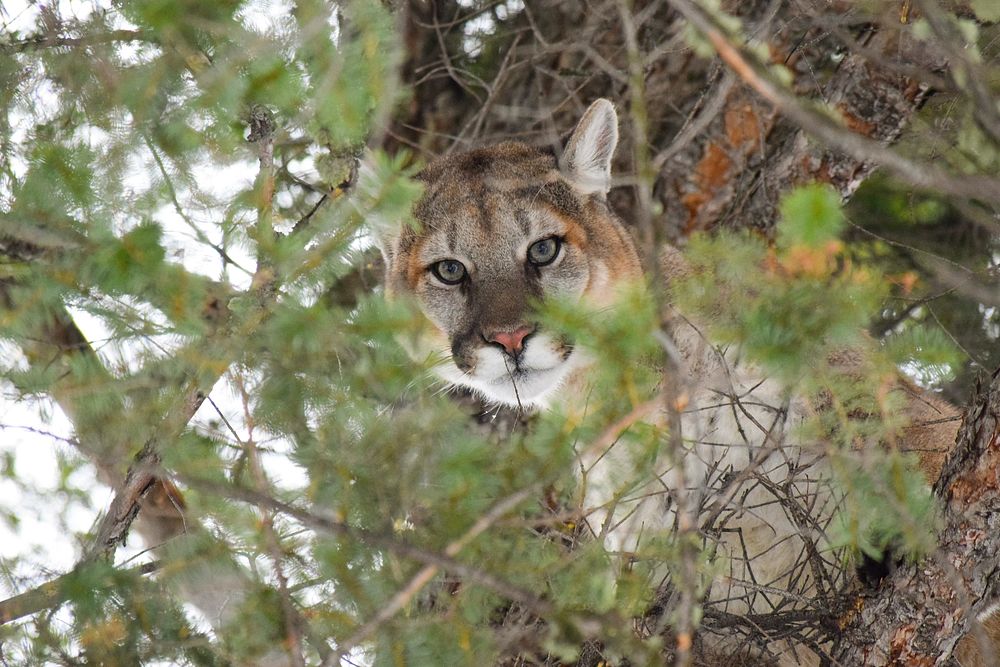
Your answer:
[175,471,557,619]
[0,562,160,626]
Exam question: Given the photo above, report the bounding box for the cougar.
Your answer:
[372,99,983,665]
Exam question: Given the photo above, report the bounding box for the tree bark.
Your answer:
[4,1,995,663]
[388,1,949,236]
[834,368,1000,666]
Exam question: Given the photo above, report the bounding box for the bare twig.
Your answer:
[652,70,735,172]
[144,135,252,276]
[0,28,153,53]
[617,0,658,273]
[914,0,1000,145]
[657,325,699,666]
[175,472,554,618]
[248,105,277,273]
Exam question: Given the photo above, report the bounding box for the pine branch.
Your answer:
[0,562,160,626]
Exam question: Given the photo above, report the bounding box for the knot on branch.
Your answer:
[246,105,276,144]
[87,442,166,561]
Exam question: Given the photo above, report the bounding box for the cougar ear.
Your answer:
[560,99,618,195]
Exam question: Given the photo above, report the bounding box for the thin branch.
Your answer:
[175,471,556,621]
[667,0,1000,205]
[450,33,524,149]
[914,0,1000,145]
[234,373,307,667]
[652,69,735,172]
[0,562,160,626]
[248,105,277,275]
[144,135,252,276]
[0,29,154,54]
[84,442,167,561]
[617,0,658,272]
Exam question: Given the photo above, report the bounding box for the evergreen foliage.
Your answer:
[0,1,997,666]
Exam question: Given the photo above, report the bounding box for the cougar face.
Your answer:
[375,100,642,407]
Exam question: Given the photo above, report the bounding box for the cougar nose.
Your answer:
[488,326,535,356]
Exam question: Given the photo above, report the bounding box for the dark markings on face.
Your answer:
[446,218,457,253]
[450,322,479,372]
[397,226,419,256]
[515,208,531,236]
[525,259,543,284]
[464,152,493,175]
[512,181,582,221]
[476,192,492,234]
[413,178,441,221]
[389,139,643,386]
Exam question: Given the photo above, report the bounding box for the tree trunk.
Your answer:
[834,368,1000,665]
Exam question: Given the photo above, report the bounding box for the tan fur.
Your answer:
[374,102,641,407]
[374,100,988,665]
[899,379,960,481]
[957,613,1000,667]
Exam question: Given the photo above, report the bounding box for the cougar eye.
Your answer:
[527,237,561,266]
[430,259,467,285]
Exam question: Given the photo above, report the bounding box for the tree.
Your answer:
[0,1,998,665]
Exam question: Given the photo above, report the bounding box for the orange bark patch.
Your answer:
[680,191,709,234]
[694,143,733,190]
[679,95,776,233]
[838,595,865,631]
[889,625,934,667]
[838,103,877,136]
[724,104,761,148]
[801,154,834,186]
[948,430,1000,505]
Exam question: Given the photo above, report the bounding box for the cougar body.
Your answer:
[373,100,969,665]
